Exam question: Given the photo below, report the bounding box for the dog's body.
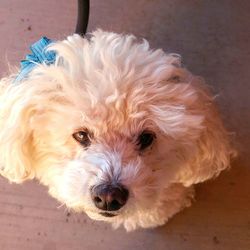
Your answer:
[0,30,234,231]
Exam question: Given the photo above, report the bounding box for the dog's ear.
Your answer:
[0,78,37,183]
[151,72,236,186]
[179,107,236,186]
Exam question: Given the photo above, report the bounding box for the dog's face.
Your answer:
[0,30,233,229]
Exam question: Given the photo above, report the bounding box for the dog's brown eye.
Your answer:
[137,131,156,151]
[72,131,91,147]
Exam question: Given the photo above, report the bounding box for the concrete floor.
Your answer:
[0,0,249,249]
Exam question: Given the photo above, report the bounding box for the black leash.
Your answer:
[75,0,90,36]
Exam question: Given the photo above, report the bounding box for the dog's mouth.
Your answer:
[99,212,117,217]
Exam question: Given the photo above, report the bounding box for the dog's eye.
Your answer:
[72,131,91,147]
[137,131,156,150]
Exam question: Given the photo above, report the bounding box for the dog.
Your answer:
[0,30,235,231]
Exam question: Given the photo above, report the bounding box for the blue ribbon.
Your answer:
[15,37,56,82]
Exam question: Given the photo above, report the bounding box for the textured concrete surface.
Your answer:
[0,0,249,249]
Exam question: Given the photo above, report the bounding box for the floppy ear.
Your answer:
[180,103,236,186]
[0,77,36,183]
[151,69,236,187]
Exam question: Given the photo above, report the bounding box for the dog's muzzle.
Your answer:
[91,183,129,212]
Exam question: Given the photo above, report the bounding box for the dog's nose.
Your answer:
[91,184,129,211]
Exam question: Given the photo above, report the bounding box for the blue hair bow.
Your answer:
[15,37,56,82]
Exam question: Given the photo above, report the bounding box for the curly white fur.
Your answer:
[0,30,235,231]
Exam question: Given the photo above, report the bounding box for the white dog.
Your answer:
[0,30,235,231]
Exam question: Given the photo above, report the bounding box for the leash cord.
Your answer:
[75,0,90,36]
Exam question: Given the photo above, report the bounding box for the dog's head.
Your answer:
[0,30,234,223]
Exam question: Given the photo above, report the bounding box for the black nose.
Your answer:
[91,184,129,211]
